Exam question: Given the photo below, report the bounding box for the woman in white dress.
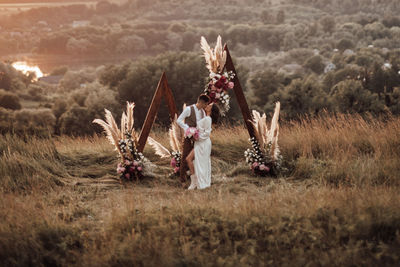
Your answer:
[186,103,220,190]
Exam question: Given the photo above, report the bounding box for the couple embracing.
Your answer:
[177,94,220,190]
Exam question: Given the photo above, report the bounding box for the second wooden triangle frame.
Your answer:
[137,72,178,152]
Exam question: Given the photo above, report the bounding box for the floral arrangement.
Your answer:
[93,102,150,182]
[147,114,185,175]
[116,132,146,181]
[185,127,199,140]
[244,102,282,176]
[200,35,235,116]
[170,151,181,174]
[204,71,235,114]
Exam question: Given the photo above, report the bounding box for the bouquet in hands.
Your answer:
[185,127,199,141]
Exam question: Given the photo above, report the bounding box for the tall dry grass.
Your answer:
[280,113,400,186]
[0,113,399,266]
[0,184,399,266]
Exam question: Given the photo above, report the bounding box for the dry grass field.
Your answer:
[0,113,399,266]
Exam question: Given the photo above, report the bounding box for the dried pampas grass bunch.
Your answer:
[93,102,149,181]
[244,102,282,176]
[200,35,227,74]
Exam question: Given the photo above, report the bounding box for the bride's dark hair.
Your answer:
[210,104,220,124]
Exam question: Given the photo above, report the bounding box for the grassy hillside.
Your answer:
[0,114,399,266]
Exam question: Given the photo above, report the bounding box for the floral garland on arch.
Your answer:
[93,102,150,182]
[200,35,235,116]
[147,113,185,175]
[244,102,283,176]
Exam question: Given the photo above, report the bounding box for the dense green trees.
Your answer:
[0,89,21,110]
[102,52,209,126]
[247,48,400,119]
[0,0,399,135]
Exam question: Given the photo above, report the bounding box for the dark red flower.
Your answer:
[215,80,224,88]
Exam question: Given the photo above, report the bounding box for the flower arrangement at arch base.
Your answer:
[93,102,151,182]
[116,133,146,181]
[244,102,283,177]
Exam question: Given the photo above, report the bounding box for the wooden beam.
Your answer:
[162,73,178,121]
[137,72,178,153]
[137,72,166,152]
[224,44,256,139]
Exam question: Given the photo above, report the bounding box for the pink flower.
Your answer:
[171,158,177,167]
[117,167,125,174]
[228,82,234,89]
[133,161,139,166]
[125,160,131,165]
[174,167,180,173]
[217,88,222,93]
[252,162,259,169]
[125,173,131,179]
[259,164,268,171]
[193,132,199,141]
[185,127,199,140]
[137,166,143,171]
[215,93,221,99]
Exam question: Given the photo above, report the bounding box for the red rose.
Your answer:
[220,76,227,83]
[215,80,224,88]
[209,91,216,99]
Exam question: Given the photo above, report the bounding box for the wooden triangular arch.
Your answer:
[137,72,178,152]
[137,45,256,176]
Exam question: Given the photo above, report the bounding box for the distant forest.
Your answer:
[0,0,399,136]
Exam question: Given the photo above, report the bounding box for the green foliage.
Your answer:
[330,80,384,114]
[0,0,399,136]
[59,105,93,136]
[247,69,287,111]
[336,38,354,51]
[0,89,21,110]
[269,76,328,119]
[105,52,209,126]
[304,55,325,74]
[13,108,56,135]
[319,15,336,33]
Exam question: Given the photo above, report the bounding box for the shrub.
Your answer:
[13,108,56,135]
[59,105,94,135]
[320,15,336,33]
[304,55,325,74]
[0,107,13,133]
[337,38,354,51]
[0,89,21,110]
[330,80,384,114]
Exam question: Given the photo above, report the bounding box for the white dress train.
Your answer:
[192,116,212,189]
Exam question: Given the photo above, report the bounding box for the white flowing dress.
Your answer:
[192,116,212,189]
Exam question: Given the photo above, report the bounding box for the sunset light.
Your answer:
[11,61,44,80]
[0,1,399,265]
